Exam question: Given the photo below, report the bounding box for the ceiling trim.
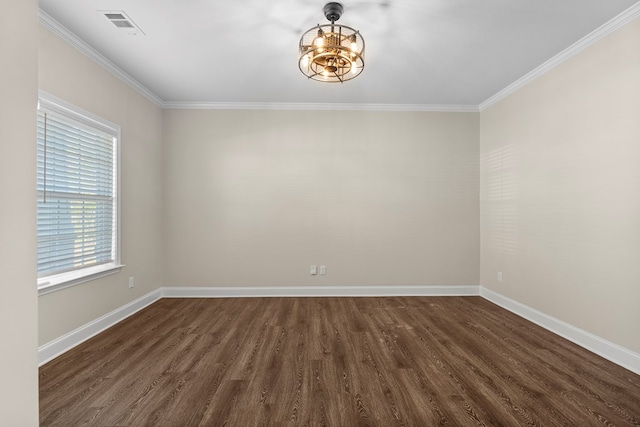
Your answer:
[479,2,640,111]
[37,10,476,113]
[39,10,164,107]
[162,102,479,113]
[39,4,640,113]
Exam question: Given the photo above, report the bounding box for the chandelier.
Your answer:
[298,2,365,83]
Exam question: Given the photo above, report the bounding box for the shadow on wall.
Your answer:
[483,144,519,260]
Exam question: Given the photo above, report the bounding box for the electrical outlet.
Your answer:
[128,276,135,288]
[497,271,503,282]
[310,265,317,275]
[319,265,326,275]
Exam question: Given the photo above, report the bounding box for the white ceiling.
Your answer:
[39,0,640,107]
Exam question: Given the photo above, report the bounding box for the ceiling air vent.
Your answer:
[100,11,145,35]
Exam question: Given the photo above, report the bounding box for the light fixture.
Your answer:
[298,2,365,83]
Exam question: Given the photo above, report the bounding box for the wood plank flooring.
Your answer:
[39,297,640,426]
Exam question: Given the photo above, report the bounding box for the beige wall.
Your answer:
[34,2,640,370]
[163,110,479,287]
[480,19,640,353]
[0,0,39,423]
[37,26,164,345]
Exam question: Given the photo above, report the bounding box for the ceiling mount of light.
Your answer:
[298,2,365,83]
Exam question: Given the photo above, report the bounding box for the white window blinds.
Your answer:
[37,94,120,290]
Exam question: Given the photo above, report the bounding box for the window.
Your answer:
[37,93,121,293]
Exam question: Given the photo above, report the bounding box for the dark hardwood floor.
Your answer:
[40,297,640,426]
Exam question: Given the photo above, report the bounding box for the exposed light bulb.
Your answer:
[349,34,358,52]
[298,13,364,82]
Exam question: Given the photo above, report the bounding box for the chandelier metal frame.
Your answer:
[298,2,365,83]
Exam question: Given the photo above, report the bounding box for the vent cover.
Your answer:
[100,10,144,35]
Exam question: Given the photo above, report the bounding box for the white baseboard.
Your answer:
[161,285,480,298]
[38,289,162,366]
[480,287,640,376]
[39,285,640,377]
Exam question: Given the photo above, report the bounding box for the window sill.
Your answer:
[38,263,124,296]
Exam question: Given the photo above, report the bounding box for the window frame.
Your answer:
[37,91,123,295]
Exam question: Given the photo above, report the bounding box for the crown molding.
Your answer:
[479,2,640,111]
[37,9,475,113]
[38,10,164,107]
[39,3,640,113]
[161,101,479,112]
[36,9,476,113]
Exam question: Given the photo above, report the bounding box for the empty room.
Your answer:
[2,0,640,425]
